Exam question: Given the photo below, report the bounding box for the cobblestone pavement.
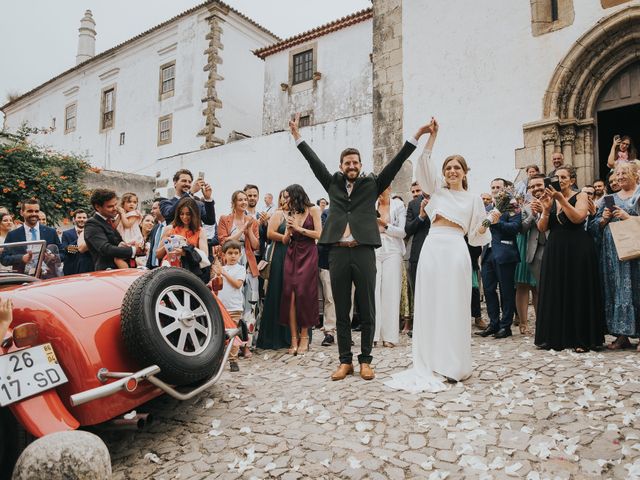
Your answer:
[106,323,640,480]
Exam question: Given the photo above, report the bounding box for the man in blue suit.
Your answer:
[476,179,521,339]
[61,209,94,275]
[0,198,61,274]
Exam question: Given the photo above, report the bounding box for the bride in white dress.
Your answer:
[385,119,491,393]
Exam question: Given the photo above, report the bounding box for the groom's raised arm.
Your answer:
[290,114,332,192]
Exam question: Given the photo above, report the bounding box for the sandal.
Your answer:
[382,341,395,348]
[298,336,310,354]
[288,336,298,356]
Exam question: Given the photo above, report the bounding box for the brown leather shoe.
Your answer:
[331,363,354,381]
[359,363,375,380]
[474,317,488,329]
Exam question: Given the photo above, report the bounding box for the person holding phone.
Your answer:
[535,166,604,353]
[607,135,637,170]
[589,162,640,351]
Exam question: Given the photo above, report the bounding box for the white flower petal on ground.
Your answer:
[521,426,534,434]
[211,419,221,429]
[505,463,522,476]
[270,401,283,413]
[264,463,276,472]
[428,471,450,480]
[607,423,619,432]
[526,472,541,480]
[348,457,361,469]
[488,457,505,469]
[244,406,256,413]
[466,429,487,441]
[518,351,532,359]
[456,444,474,455]
[239,427,251,434]
[209,429,223,437]
[625,459,640,478]
[230,393,240,399]
[459,456,488,471]
[204,398,215,409]
[143,452,161,464]
[355,421,373,432]
[421,457,436,471]
[315,410,331,424]
[320,458,331,468]
[360,434,371,445]
[548,402,562,412]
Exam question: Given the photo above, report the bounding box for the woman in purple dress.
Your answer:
[280,184,323,354]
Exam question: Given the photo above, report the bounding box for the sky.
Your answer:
[0,0,371,110]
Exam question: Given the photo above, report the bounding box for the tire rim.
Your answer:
[155,285,213,356]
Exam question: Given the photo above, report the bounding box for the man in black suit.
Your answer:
[146,198,167,270]
[404,181,431,319]
[1,198,61,274]
[61,209,94,275]
[160,169,216,225]
[84,189,145,271]
[289,113,433,381]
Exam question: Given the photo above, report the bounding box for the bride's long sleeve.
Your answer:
[413,146,439,195]
[467,195,492,247]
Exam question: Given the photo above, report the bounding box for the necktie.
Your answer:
[30,227,37,241]
[346,182,353,197]
[107,217,117,230]
[151,224,163,267]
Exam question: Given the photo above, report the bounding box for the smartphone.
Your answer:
[544,176,561,191]
[614,134,621,143]
[603,195,615,210]
[198,171,205,181]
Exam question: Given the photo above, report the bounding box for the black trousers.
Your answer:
[329,245,376,365]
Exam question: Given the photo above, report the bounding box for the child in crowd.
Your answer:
[214,240,247,372]
[0,298,12,339]
[114,192,143,269]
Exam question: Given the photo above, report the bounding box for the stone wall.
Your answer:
[83,169,156,204]
[372,0,410,198]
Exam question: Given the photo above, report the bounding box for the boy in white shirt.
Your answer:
[214,240,246,372]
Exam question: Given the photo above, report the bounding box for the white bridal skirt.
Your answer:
[385,227,472,393]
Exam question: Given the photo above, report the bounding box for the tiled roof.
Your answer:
[253,8,373,59]
[1,1,279,111]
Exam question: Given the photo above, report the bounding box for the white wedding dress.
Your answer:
[385,145,491,394]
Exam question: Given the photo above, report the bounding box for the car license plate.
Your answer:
[0,343,68,407]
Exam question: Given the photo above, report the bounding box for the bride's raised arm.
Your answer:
[412,118,439,195]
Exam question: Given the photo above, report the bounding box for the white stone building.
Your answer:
[1,2,278,172]
[399,0,640,190]
[5,0,639,201]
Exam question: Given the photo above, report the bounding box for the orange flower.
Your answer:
[47,185,56,191]
[2,187,10,193]
[59,175,68,180]
[17,180,26,189]
[63,198,72,203]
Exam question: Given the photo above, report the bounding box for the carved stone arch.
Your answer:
[516,5,640,186]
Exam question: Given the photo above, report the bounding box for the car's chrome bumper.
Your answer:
[70,327,241,407]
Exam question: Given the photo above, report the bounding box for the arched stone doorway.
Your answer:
[516,5,640,186]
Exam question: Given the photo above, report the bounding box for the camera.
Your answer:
[544,176,561,191]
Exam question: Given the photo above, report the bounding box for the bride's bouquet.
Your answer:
[482,191,516,227]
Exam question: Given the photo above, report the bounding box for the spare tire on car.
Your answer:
[121,267,225,385]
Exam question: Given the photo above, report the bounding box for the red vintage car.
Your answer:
[0,240,243,477]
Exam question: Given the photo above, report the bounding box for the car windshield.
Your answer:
[0,240,62,279]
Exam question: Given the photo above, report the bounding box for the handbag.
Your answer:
[258,241,275,280]
[609,216,640,261]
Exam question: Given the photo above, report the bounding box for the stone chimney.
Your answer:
[76,10,96,65]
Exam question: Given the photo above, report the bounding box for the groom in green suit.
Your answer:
[289,114,435,381]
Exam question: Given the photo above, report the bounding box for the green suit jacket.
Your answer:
[297,140,417,247]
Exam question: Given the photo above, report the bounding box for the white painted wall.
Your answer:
[2,7,275,173]
[402,0,639,193]
[149,114,373,212]
[262,19,373,134]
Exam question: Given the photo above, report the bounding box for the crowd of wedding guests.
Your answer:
[1,138,639,368]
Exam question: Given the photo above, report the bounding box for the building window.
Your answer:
[119,132,125,145]
[64,103,77,133]
[158,114,172,146]
[159,61,176,100]
[100,86,116,131]
[530,0,574,36]
[550,0,559,21]
[292,49,313,85]
[299,115,311,128]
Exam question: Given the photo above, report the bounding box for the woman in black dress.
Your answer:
[534,166,604,352]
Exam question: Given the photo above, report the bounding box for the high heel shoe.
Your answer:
[288,336,299,355]
[298,336,310,354]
